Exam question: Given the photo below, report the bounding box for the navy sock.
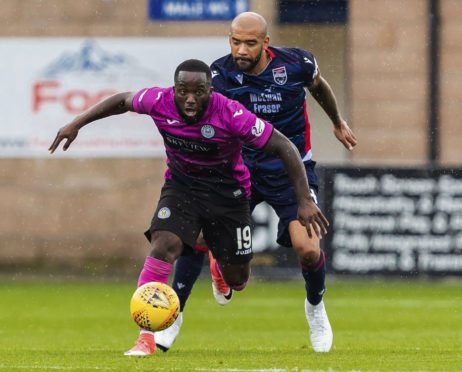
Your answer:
[172,250,205,311]
[301,250,326,306]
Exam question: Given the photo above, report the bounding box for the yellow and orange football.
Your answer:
[129,282,180,332]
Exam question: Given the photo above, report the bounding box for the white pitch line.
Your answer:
[194,369,433,372]
[0,366,433,372]
[0,365,117,370]
[195,369,339,372]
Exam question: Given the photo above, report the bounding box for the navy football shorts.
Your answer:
[248,160,320,247]
[145,181,253,264]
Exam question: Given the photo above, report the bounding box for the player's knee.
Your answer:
[221,264,250,290]
[296,245,321,267]
[227,276,248,291]
[149,231,183,263]
[227,271,249,289]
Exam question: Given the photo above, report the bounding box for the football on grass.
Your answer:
[130,282,180,332]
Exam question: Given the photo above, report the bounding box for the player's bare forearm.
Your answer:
[72,92,136,130]
[309,75,357,150]
[308,75,343,127]
[49,92,135,153]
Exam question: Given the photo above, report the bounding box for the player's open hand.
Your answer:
[49,123,79,154]
[297,200,329,239]
[333,120,357,151]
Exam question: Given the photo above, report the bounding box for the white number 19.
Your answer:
[236,226,251,250]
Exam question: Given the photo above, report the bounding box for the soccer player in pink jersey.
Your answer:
[49,59,329,356]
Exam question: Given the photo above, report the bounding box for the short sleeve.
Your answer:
[297,49,319,87]
[132,87,163,115]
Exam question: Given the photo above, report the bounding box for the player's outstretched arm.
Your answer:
[261,129,329,238]
[49,92,136,154]
[308,73,357,151]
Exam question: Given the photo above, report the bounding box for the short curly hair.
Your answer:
[174,59,212,83]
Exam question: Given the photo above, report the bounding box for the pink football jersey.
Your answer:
[133,87,273,198]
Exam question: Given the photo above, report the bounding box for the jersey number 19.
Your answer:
[236,226,251,250]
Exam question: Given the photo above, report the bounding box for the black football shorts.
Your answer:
[145,181,253,264]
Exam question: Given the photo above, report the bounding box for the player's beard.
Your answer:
[174,98,210,125]
[233,46,263,73]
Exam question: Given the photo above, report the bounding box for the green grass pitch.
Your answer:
[0,278,461,371]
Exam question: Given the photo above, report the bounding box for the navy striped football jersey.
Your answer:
[211,46,318,171]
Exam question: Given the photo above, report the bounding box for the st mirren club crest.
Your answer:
[272,66,287,85]
[201,124,215,139]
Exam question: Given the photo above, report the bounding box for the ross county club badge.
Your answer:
[272,66,287,85]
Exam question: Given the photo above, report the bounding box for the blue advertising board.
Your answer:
[148,0,249,21]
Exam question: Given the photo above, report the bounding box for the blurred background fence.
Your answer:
[1,0,461,278]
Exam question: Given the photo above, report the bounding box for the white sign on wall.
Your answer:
[0,37,229,157]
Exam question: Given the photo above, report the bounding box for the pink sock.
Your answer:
[231,281,248,291]
[136,256,173,333]
[137,256,173,287]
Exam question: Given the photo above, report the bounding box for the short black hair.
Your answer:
[174,59,212,83]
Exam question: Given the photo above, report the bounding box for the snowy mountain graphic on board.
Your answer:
[41,40,158,82]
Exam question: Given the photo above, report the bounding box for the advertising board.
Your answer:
[0,37,228,157]
[321,167,462,275]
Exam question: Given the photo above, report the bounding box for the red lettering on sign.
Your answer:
[32,81,117,114]
[33,81,59,112]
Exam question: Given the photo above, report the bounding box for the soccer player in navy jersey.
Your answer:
[155,13,357,353]
[49,59,328,356]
